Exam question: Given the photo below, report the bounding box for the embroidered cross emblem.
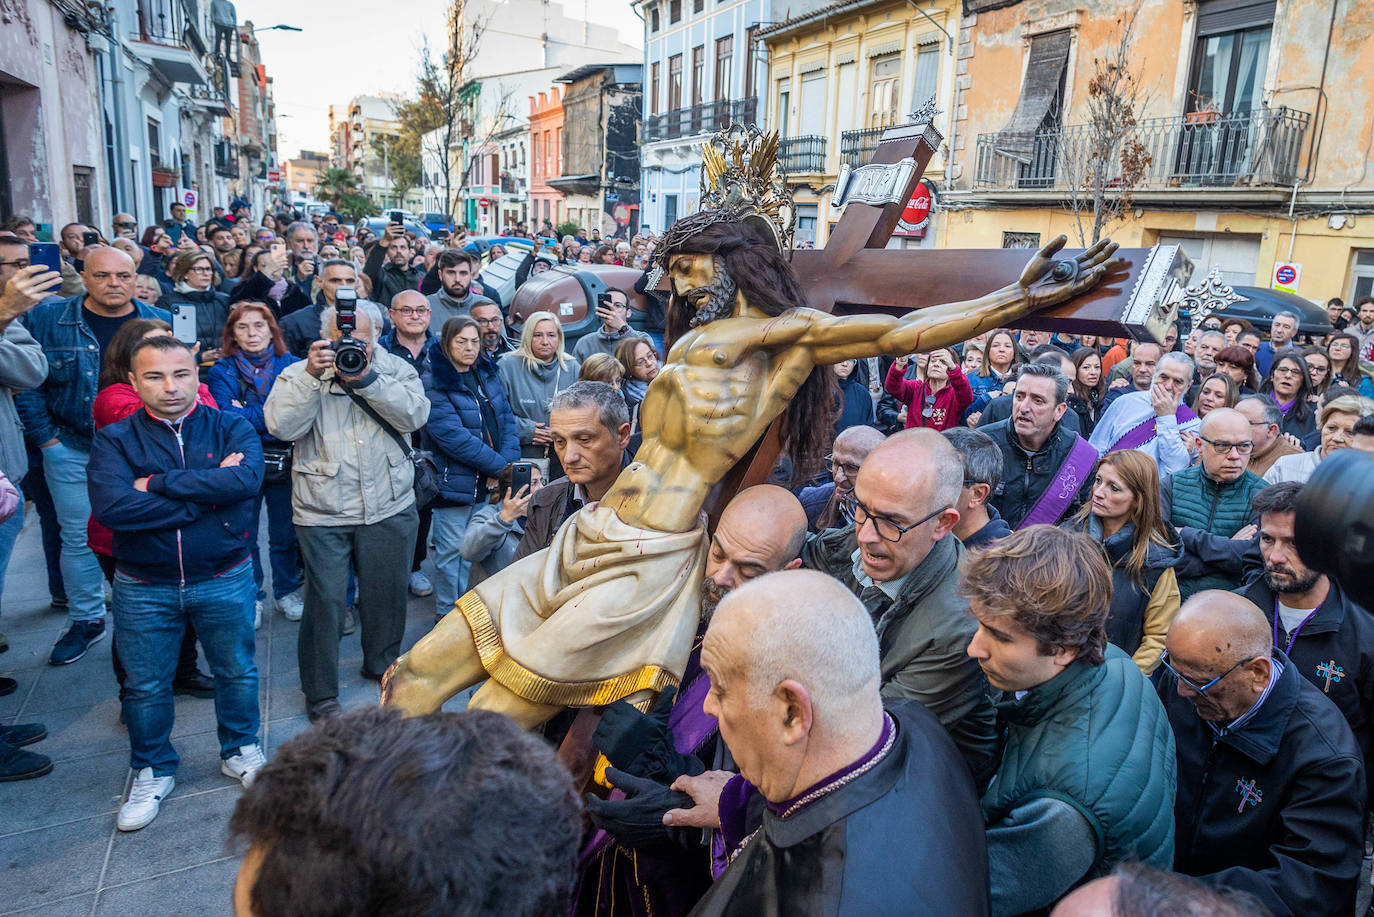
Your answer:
[1316,660,1345,693]
[1235,778,1263,813]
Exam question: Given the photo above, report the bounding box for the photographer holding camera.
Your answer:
[264,292,430,724]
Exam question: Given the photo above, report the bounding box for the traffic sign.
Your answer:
[478,197,490,208]
[267,169,281,182]
[180,189,198,221]
[1272,261,1302,294]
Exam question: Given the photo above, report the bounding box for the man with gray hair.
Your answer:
[1190,329,1227,392]
[1256,309,1300,377]
[1090,350,1200,478]
[512,381,630,560]
[982,361,1096,529]
[1235,394,1302,477]
[943,427,1011,549]
[801,428,999,786]
[264,293,430,724]
[672,569,990,916]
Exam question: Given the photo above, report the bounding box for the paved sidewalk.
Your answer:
[0,510,450,916]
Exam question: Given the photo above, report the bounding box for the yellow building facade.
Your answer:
[760,0,960,248]
[939,0,1374,304]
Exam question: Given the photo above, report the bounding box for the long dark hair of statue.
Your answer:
[661,213,838,483]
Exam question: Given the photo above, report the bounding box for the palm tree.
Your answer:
[315,168,361,210]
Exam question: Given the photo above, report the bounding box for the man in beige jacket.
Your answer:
[265,298,429,722]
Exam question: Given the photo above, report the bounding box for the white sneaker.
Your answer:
[221,743,267,787]
[254,599,263,631]
[408,571,434,597]
[117,767,175,831]
[275,589,304,622]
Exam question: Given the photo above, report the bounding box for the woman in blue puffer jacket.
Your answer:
[423,316,520,620]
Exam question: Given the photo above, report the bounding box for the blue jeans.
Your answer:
[251,482,301,599]
[0,483,24,613]
[40,441,106,623]
[430,502,480,616]
[113,559,260,775]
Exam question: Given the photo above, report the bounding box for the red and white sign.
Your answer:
[1271,261,1302,294]
[266,169,281,182]
[478,197,491,208]
[896,180,936,235]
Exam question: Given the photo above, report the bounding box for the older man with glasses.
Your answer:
[1159,590,1364,915]
[1160,407,1267,600]
[801,427,998,788]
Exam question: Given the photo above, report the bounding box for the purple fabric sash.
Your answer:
[1016,434,1099,530]
[1109,404,1198,453]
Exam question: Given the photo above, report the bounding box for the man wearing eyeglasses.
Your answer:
[111,214,138,242]
[16,246,170,665]
[380,290,437,599]
[1160,408,1266,600]
[800,428,998,788]
[1091,351,1201,478]
[1159,591,1364,915]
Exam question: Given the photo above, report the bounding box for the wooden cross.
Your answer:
[712,112,1191,512]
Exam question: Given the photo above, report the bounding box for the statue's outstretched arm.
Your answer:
[804,236,1122,364]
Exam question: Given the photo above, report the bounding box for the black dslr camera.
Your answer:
[332,288,369,376]
[1295,449,1374,609]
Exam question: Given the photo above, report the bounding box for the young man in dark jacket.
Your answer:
[1159,590,1365,915]
[88,336,266,832]
[363,224,424,308]
[1238,481,1374,810]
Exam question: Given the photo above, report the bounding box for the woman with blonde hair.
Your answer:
[1265,394,1374,483]
[579,352,624,389]
[1063,450,1182,674]
[497,311,581,464]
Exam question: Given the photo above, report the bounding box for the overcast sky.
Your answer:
[236,0,642,158]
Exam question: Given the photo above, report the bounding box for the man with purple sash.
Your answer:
[983,363,1097,530]
[572,485,809,917]
[1090,352,1200,479]
[669,571,989,917]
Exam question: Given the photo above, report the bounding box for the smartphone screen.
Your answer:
[389,211,404,225]
[28,243,61,275]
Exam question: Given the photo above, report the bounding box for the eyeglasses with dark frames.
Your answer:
[841,494,949,542]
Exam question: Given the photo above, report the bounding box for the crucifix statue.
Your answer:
[381,114,1147,730]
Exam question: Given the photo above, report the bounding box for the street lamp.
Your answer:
[253,24,302,32]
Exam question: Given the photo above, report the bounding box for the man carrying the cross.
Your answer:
[1090,351,1200,478]
[1158,590,1365,914]
[381,202,1120,729]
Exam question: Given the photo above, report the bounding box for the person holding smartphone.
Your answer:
[163,250,231,363]
[362,222,422,308]
[458,462,543,587]
[571,287,649,363]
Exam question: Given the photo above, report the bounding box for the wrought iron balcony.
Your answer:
[974,107,1311,191]
[213,138,238,178]
[840,126,887,167]
[779,135,827,175]
[133,0,207,84]
[643,97,757,143]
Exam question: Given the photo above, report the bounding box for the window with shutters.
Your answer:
[692,46,705,105]
[668,54,683,109]
[744,26,758,99]
[1187,0,1273,116]
[869,56,901,129]
[651,62,661,115]
[910,42,940,112]
[714,36,733,101]
[777,77,790,137]
[650,6,660,31]
[669,0,680,23]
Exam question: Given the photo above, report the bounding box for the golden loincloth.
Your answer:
[457,503,707,711]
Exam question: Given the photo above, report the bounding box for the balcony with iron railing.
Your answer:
[840,126,887,167]
[214,138,238,178]
[643,97,757,144]
[133,0,207,85]
[974,107,1311,192]
[779,135,827,175]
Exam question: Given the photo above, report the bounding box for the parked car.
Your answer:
[421,212,454,236]
[357,216,432,243]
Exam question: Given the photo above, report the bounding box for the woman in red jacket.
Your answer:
[884,346,973,432]
[90,318,219,702]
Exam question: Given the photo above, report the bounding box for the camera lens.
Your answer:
[333,338,369,376]
[1295,449,1374,609]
